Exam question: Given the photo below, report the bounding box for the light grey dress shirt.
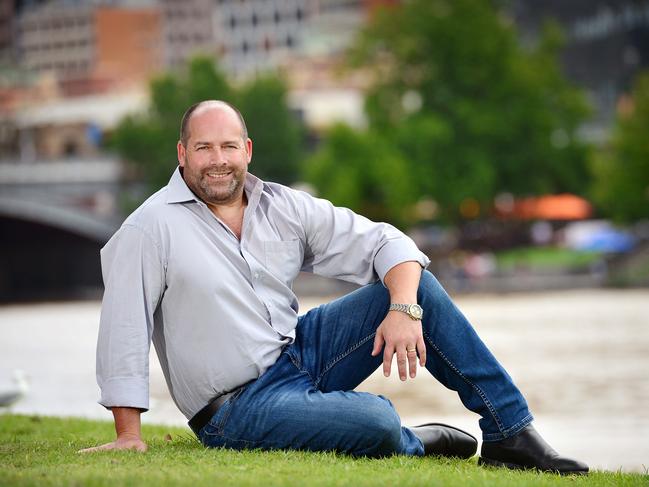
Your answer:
[97,168,430,420]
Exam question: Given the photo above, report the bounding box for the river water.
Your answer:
[1,289,647,472]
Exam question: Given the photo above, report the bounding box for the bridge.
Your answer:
[0,158,140,302]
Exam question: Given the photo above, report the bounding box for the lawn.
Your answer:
[0,414,646,486]
[495,247,602,272]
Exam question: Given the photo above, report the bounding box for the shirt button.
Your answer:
[254,272,260,279]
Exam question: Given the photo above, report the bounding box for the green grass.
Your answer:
[0,414,646,486]
[495,247,602,272]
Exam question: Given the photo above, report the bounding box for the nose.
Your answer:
[211,148,228,165]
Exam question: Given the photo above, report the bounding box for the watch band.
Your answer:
[389,303,411,314]
[388,303,423,320]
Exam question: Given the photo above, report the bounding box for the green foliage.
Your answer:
[2,414,645,486]
[309,0,592,223]
[305,124,417,226]
[238,75,303,185]
[111,57,301,199]
[112,57,233,193]
[592,72,649,222]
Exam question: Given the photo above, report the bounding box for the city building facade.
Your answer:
[512,0,649,141]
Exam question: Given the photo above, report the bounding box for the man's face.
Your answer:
[177,105,252,207]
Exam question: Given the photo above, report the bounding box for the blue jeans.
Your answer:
[198,271,533,456]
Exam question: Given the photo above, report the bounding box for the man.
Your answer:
[81,100,588,474]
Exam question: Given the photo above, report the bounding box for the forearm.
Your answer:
[383,261,423,303]
[112,407,143,439]
[78,406,147,452]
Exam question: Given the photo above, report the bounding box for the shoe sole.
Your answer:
[478,456,589,475]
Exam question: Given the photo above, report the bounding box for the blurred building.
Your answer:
[512,0,649,142]
[15,0,162,96]
[160,0,215,69]
[94,6,162,87]
[283,53,367,131]
[208,0,365,78]
[14,90,147,160]
[0,0,16,64]
[0,0,395,301]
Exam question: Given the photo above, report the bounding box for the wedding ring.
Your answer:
[406,347,417,353]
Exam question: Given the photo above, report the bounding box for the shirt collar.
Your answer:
[165,166,264,208]
[165,167,197,204]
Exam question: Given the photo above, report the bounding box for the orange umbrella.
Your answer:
[504,194,592,220]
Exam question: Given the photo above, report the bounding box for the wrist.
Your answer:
[116,432,142,440]
[389,295,417,305]
[389,303,424,320]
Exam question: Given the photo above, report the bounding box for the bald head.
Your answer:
[179,100,248,147]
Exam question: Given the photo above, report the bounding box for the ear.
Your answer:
[177,141,186,167]
[245,138,253,164]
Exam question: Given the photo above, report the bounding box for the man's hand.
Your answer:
[371,261,427,381]
[372,311,426,380]
[78,434,148,453]
[78,406,146,453]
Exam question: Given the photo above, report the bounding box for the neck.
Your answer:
[206,192,248,239]
[206,192,246,218]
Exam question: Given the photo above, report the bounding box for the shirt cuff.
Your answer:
[374,238,431,284]
[98,377,149,412]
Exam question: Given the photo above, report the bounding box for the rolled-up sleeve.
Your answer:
[292,191,430,285]
[96,223,164,411]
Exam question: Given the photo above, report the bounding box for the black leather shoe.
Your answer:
[479,424,589,475]
[409,423,478,458]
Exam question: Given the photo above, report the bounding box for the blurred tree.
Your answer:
[338,0,591,222]
[305,124,418,227]
[111,57,302,197]
[592,72,649,222]
[238,75,302,185]
[112,57,233,192]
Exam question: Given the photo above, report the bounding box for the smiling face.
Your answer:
[177,102,252,207]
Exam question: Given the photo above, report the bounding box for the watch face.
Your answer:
[409,304,423,320]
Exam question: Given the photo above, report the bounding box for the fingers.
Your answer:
[371,328,385,357]
[417,336,427,367]
[77,439,147,453]
[78,443,114,454]
[375,317,428,380]
[396,346,409,381]
[382,344,394,377]
[407,345,418,379]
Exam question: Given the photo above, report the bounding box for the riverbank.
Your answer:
[1,289,647,472]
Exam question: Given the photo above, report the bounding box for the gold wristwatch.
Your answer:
[389,303,423,321]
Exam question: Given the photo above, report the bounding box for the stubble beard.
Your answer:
[198,167,245,205]
[184,162,246,206]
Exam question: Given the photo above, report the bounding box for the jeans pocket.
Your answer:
[201,389,245,438]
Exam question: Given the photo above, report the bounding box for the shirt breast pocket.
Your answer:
[263,240,302,285]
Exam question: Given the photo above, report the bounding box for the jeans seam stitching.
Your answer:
[314,332,377,389]
[422,330,506,434]
[213,433,260,446]
[482,413,534,441]
[288,349,316,385]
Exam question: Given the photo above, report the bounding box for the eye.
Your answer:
[196,146,207,151]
